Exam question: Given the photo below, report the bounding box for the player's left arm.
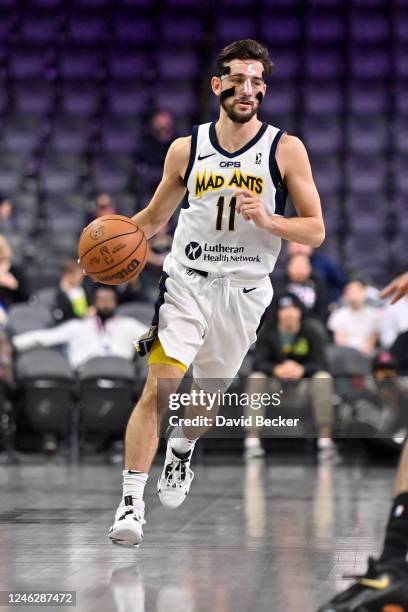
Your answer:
[235,135,325,247]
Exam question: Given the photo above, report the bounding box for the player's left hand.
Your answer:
[234,188,271,230]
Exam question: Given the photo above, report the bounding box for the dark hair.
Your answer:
[216,39,274,78]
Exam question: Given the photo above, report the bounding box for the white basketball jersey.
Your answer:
[171,121,288,280]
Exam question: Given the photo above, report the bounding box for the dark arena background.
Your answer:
[0,1,407,612]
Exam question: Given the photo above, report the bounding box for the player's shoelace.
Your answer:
[164,457,193,489]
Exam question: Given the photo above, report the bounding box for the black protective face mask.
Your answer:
[96,308,115,323]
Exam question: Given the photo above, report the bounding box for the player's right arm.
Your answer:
[131,136,191,239]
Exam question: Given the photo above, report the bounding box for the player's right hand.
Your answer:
[380,271,408,304]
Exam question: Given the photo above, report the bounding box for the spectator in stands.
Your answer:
[379,295,408,349]
[287,241,347,304]
[116,275,150,305]
[0,235,29,310]
[140,109,176,168]
[280,253,328,322]
[0,194,15,234]
[244,293,337,462]
[328,278,382,355]
[52,260,90,323]
[12,288,146,370]
[84,192,117,227]
[142,223,173,292]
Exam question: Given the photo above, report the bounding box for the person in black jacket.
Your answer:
[244,293,337,461]
[280,252,329,322]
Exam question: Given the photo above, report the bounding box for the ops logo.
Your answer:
[185,242,202,261]
[90,225,105,240]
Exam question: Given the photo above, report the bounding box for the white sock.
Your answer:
[170,424,197,456]
[317,437,334,450]
[122,470,148,512]
[245,436,261,449]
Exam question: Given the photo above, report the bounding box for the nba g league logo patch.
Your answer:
[255,152,262,164]
[185,242,202,260]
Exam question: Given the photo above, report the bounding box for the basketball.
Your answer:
[78,214,148,285]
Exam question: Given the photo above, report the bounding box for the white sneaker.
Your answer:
[108,496,146,547]
[157,444,194,509]
[244,438,265,460]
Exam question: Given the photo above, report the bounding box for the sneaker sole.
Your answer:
[108,528,143,548]
[157,479,189,509]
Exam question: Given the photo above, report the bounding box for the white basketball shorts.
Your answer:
[152,254,273,386]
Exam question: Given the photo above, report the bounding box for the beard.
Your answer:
[221,97,258,124]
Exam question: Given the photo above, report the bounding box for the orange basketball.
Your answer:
[78,214,148,285]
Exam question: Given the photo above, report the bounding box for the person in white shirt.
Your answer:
[327,279,382,355]
[379,296,408,349]
[13,288,147,370]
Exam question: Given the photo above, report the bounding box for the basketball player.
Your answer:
[108,39,326,547]
[318,271,408,611]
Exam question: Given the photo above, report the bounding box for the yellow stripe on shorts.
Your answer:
[148,338,187,373]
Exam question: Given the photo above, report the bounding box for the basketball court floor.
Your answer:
[0,455,395,612]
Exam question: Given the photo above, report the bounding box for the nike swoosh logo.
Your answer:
[243,288,256,294]
[359,576,390,590]
[198,153,216,160]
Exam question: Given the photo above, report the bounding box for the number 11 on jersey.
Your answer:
[215,196,237,231]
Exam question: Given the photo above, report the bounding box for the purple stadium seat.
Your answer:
[14,81,55,116]
[345,233,390,281]
[345,195,389,234]
[349,84,387,115]
[301,117,343,155]
[395,156,408,194]
[312,155,343,194]
[154,85,196,117]
[307,16,345,42]
[30,0,64,6]
[351,50,389,79]
[92,156,131,193]
[348,117,388,154]
[261,17,301,43]
[40,161,81,196]
[395,16,408,41]
[68,14,109,43]
[306,51,344,79]
[395,86,408,115]
[108,81,149,116]
[394,118,408,154]
[350,17,389,43]
[0,165,22,195]
[20,13,61,43]
[260,83,297,115]
[157,52,199,80]
[217,17,257,43]
[271,52,300,79]
[49,116,92,155]
[395,48,408,79]
[347,155,387,194]
[304,84,344,115]
[61,82,100,116]
[394,197,408,234]
[59,47,102,80]
[9,44,52,79]
[115,17,155,45]
[3,121,40,156]
[74,0,113,6]
[100,117,140,155]
[108,49,147,79]
[161,17,204,43]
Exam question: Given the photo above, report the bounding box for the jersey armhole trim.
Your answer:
[269,129,286,188]
[183,125,199,186]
